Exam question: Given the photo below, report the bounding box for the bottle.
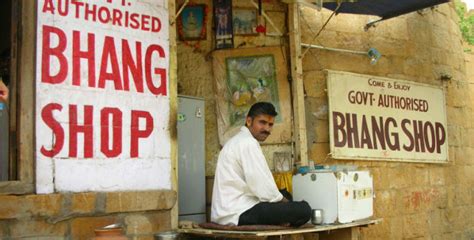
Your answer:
[308,160,315,171]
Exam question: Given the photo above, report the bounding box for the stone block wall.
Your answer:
[0,191,175,239]
[176,1,473,239]
[301,3,474,239]
[176,0,289,176]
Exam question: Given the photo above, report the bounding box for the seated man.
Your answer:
[211,102,311,227]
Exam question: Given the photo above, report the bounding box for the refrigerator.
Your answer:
[178,96,206,223]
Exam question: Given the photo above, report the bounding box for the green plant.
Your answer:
[455,0,474,45]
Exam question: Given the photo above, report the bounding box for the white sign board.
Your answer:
[327,71,448,163]
[36,0,171,193]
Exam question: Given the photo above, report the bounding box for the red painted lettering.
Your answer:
[145,45,167,96]
[57,0,69,16]
[40,103,65,157]
[84,3,97,21]
[112,9,123,26]
[42,0,55,14]
[130,13,140,29]
[42,25,68,84]
[122,40,143,92]
[69,105,94,158]
[151,17,161,32]
[141,15,150,31]
[73,30,96,87]
[101,108,123,157]
[130,110,154,158]
[98,36,123,90]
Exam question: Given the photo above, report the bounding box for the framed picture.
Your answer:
[212,47,292,145]
[214,0,234,49]
[233,8,258,35]
[177,4,207,41]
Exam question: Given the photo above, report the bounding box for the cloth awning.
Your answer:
[323,0,449,21]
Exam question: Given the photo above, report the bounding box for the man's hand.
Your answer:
[0,80,8,102]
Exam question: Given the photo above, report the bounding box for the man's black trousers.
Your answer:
[238,190,311,227]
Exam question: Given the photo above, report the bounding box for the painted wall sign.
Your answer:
[36,0,170,193]
[327,71,448,163]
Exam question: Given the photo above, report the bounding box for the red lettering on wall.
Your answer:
[40,103,65,157]
[42,25,68,84]
[130,110,154,158]
[69,105,94,158]
[98,36,123,90]
[57,0,69,16]
[39,104,156,158]
[73,31,96,87]
[42,0,55,14]
[40,25,168,96]
[100,108,123,157]
[145,45,167,96]
[122,40,144,93]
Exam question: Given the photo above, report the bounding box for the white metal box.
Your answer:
[293,170,373,224]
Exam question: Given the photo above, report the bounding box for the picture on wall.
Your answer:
[233,8,258,35]
[213,0,233,49]
[177,4,207,41]
[212,47,292,145]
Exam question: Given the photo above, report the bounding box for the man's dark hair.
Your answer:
[247,102,278,118]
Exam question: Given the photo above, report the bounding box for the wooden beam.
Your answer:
[18,0,35,189]
[287,3,309,167]
[0,181,34,195]
[168,0,179,230]
[250,0,283,36]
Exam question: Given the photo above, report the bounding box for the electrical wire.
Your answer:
[300,3,342,59]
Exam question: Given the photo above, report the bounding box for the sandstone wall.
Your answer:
[176,0,289,176]
[0,191,175,239]
[0,1,179,239]
[177,1,473,239]
[0,2,468,238]
[300,3,473,239]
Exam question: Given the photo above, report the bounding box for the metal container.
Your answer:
[311,209,323,225]
[154,231,180,240]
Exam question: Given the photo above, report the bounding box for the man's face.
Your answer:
[246,114,275,142]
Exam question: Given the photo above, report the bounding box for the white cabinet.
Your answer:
[293,170,373,224]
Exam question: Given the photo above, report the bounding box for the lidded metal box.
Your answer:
[293,170,373,224]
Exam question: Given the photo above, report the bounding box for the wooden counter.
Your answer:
[178,218,382,239]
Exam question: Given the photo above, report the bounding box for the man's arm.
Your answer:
[0,80,8,102]
[240,141,283,203]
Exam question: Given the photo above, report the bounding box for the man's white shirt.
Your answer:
[211,126,283,225]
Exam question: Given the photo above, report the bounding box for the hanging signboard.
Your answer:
[36,0,171,193]
[327,71,448,163]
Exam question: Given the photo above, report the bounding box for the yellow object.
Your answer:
[273,172,293,194]
[232,91,252,106]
